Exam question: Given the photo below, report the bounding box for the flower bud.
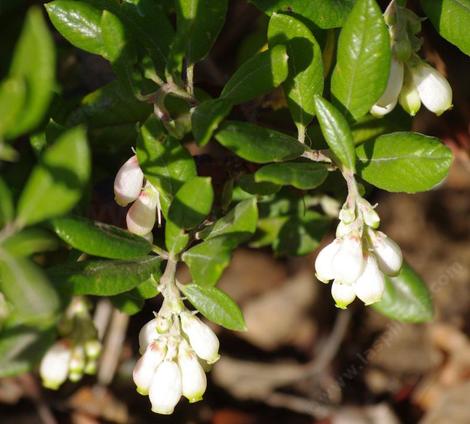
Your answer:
[332,236,365,284]
[399,70,421,116]
[126,183,159,236]
[69,346,86,374]
[133,339,166,395]
[314,239,340,283]
[370,231,403,276]
[336,220,355,238]
[331,280,356,309]
[84,359,97,375]
[139,318,158,354]
[84,340,102,360]
[40,342,71,390]
[338,206,355,224]
[149,360,182,415]
[114,156,144,207]
[180,312,220,364]
[354,256,385,305]
[178,340,207,403]
[411,62,452,115]
[357,198,380,229]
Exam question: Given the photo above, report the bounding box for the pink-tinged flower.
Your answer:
[138,318,158,354]
[126,183,159,236]
[149,360,182,415]
[114,155,144,207]
[133,339,166,395]
[354,255,385,305]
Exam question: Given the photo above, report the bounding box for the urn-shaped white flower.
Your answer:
[314,239,340,283]
[126,183,159,236]
[114,155,144,207]
[331,280,356,309]
[354,255,385,305]
[371,57,404,117]
[332,236,365,284]
[149,360,182,415]
[178,340,207,403]
[139,318,158,354]
[40,342,71,390]
[180,312,220,364]
[370,231,403,276]
[411,61,452,115]
[133,339,166,395]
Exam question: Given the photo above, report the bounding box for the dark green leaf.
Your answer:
[181,284,246,330]
[220,45,289,104]
[215,121,306,163]
[314,95,356,171]
[48,256,162,296]
[2,228,59,257]
[356,132,453,193]
[50,216,152,260]
[191,98,233,146]
[331,0,391,120]
[17,126,90,227]
[238,174,281,195]
[372,262,433,323]
[111,290,144,315]
[255,161,328,190]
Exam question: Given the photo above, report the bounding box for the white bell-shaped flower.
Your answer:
[139,318,158,354]
[315,239,340,283]
[149,360,182,415]
[114,155,144,207]
[126,182,159,236]
[370,231,403,276]
[180,312,220,364]
[332,236,365,284]
[40,342,71,390]
[178,340,207,403]
[411,61,452,115]
[331,280,356,309]
[133,339,166,395]
[354,255,385,305]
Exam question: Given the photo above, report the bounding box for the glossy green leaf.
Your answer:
[48,256,162,296]
[220,45,289,104]
[250,216,288,248]
[0,249,60,323]
[331,0,391,120]
[250,0,355,29]
[215,121,306,163]
[372,263,433,323]
[2,228,59,257]
[421,0,470,56]
[238,174,281,195]
[136,116,196,216]
[356,132,453,193]
[0,77,25,137]
[7,7,55,138]
[268,13,324,134]
[191,98,233,146]
[50,216,152,259]
[255,161,328,190]
[314,95,356,172]
[0,177,14,228]
[181,284,246,330]
[17,126,90,227]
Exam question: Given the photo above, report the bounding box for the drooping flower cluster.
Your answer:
[315,197,403,309]
[39,298,101,389]
[371,2,452,117]
[134,301,219,414]
[114,155,161,240]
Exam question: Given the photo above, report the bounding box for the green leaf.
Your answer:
[372,262,433,323]
[268,13,324,134]
[0,77,25,138]
[215,121,306,163]
[250,0,355,29]
[250,216,288,248]
[180,284,246,331]
[45,0,105,56]
[0,249,60,323]
[110,290,144,315]
[313,95,356,171]
[356,132,453,193]
[220,45,289,104]
[17,126,90,227]
[2,228,59,257]
[421,0,470,56]
[0,177,14,228]
[238,174,281,195]
[191,98,233,146]
[7,7,55,138]
[136,116,197,216]
[50,216,152,260]
[255,161,328,190]
[48,256,162,296]
[331,0,391,120]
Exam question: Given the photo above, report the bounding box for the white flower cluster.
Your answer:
[315,198,403,309]
[39,298,101,389]
[134,306,219,414]
[114,155,161,240]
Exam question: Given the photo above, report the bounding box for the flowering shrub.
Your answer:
[0,0,466,415]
